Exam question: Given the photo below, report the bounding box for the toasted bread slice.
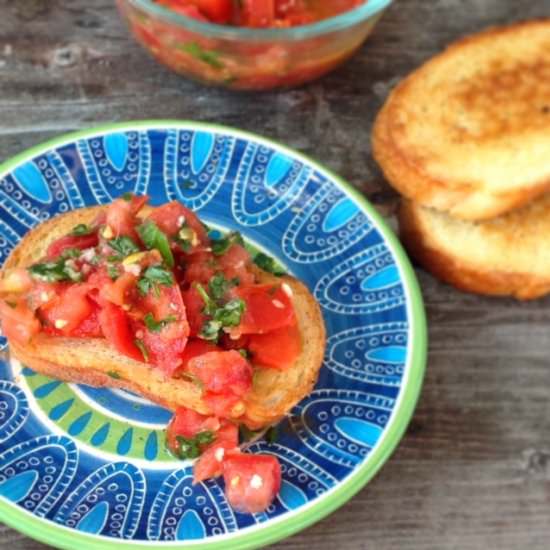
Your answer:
[399,197,550,300]
[3,207,326,429]
[373,19,550,221]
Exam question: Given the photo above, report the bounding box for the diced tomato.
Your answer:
[0,268,33,295]
[41,284,93,335]
[147,201,209,246]
[181,285,208,337]
[0,299,40,345]
[175,339,221,377]
[218,244,254,287]
[194,421,239,483]
[99,302,144,362]
[195,0,233,23]
[219,333,250,352]
[140,324,188,376]
[100,272,137,307]
[167,407,220,444]
[187,350,252,396]
[28,282,59,311]
[156,1,208,20]
[203,391,244,419]
[46,233,98,260]
[70,304,102,338]
[241,0,275,27]
[105,195,148,239]
[248,324,301,369]
[235,284,295,335]
[183,252,217,286]
[223,453,281,514]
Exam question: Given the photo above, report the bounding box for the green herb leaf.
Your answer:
[108,236,140,257]
[211,232,244,256]
[177,42,224,69]
[28,259,82,283]
[137,265,174,296]
[239,425,263,443]
[134,339,149,362]
[254,252,286,276]
[200,319,221,341]
[107,265,119,280]
[107,370,122,380]
[208,273,238,302]
[70,223,92,236]
[121,192,133,201]
[173,430,216,460]
[137,221,174,268]
[265,426,278,444]
[196,283,217,316]
[143,313,177,333]
[213,298,245,328]
[60,248,81,259]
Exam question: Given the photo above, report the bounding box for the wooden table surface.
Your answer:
[1,0,550,548]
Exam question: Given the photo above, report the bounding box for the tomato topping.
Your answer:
[181,285,208,336]
[241,0,275,27]
[248,324,301,369]
[147,201,209,247]
[41,284,93,336]
[46,233,98,260]
[183,252,216,286]
[166,406,222,459]
[0,299,40,345]
[156,1,208,20]
[223,454,281,514]
[175,339,221,377]
[140,325,188,376]
[218,244,255,287]
[70,304,102,338]
[194,421,239,483]
[203,391,244,419]
[187,350,252,396]
[105,195,148,239]
[235,284,295,335]
[99,302,144,362]
[100,272,137,307]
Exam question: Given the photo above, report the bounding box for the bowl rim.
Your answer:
[124,0,393,41]
[0,119,427,550]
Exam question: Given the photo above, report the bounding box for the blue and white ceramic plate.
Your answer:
[0,122,426,549]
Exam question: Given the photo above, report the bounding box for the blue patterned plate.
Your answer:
[0,122,426,549]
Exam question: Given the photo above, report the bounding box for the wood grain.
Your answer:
[1,0,550,548]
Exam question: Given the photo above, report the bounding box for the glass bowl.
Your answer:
[116,0,393,90]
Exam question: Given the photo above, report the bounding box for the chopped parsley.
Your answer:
[143,313,177,333]
[70,223,92,236]
[137,220,174,268]
[121,192,133,201]
[60,247,81,259]
[211,231,244,256]
[254,252,286,276]
[108,236,140,257]
[208,273,238,301]
[107,265,119,280]
[28,258,82,283]
[177,42,224,70]
[107,370,122,380]
[173,431,216,460]
[137,265,174,296]
[239,425,264,443]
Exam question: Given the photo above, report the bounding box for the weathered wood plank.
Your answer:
[1,0,550,548]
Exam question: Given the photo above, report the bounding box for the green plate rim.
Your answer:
[0,120,427,550]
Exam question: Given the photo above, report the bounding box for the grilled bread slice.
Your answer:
[399,197,550,300]
[3,206,326,429]
[373,19,550,221]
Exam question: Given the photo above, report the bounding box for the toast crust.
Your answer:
[3,206,326,428]
[399,198,550,300]
[373,19,550,221]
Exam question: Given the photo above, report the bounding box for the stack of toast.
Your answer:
[372,19,550,300]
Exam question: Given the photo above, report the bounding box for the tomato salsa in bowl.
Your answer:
[116,0,393,90]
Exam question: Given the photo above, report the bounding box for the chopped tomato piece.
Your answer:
[156,1,208,20]
[41,284,93,335]
[147,201,209,246]
[0,299,40,345]
[195,0,233,23]
[203,391,244,419]
[100,272,137,307]
[167,407,220,443]
[218,244,255,287]
[99,302,144,362]
[174,339,221,377]
[223,454,281,514]
[105,195,148,239]
[236,284,295,334]
[248,324,301,369]
[219,333,250,352]
[241,0,275,27]
[46,233,98,260]
[140,324,188,376]
[183,252,216,286]
[181,285,208,337]
[194,422,239,483]
[70,304,102,338]
[187,350,252,396]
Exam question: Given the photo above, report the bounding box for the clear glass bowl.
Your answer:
[116,0,393,91]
